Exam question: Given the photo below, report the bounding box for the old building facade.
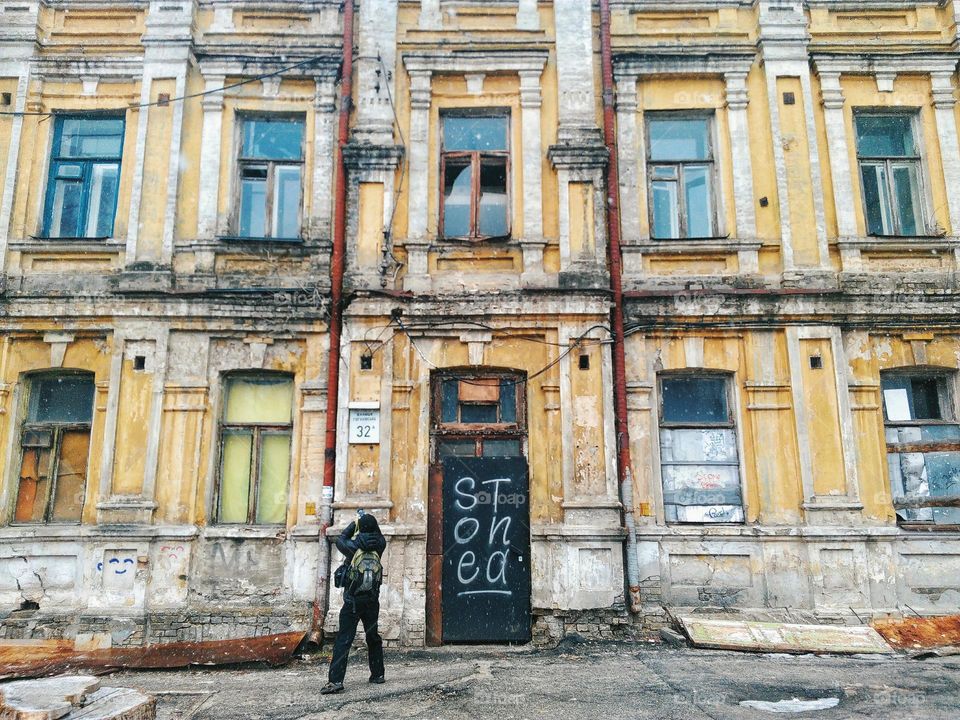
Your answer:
[1,0,959,650]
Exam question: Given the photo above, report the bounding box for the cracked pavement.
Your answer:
[104,640,960,719]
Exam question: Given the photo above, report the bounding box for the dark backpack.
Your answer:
[345,549,382,597]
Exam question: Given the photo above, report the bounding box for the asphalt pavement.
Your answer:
[106,638,960,720]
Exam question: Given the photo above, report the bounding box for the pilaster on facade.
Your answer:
[354,0,400,146]
[196,73,226,241]
[343,143,405,289]
[758,2,829,272]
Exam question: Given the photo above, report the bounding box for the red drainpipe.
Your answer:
[599,0,641,611]
[310,0,354,644]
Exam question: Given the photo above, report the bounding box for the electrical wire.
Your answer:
[395,316,606,388]
[0,54,329,117]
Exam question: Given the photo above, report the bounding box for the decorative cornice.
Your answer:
[402,49,549,76]
[613,49,756,80]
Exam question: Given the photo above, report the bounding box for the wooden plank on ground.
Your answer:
[678,616,894,654]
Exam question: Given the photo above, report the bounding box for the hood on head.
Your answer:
[357,513,379,533]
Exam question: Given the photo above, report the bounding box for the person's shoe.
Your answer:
[369,675,385,684]
[321,682,344,695]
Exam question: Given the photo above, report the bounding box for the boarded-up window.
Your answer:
[658,375,743,523]
[882,372,960,525]
[14,374,95,523]
[217,374,294,524]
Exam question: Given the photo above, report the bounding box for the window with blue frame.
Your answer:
[43,116,125,239]
[236,116,304,239]
[646,114,717,240]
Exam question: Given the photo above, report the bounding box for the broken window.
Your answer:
[855,113,925,236]
[236,116,304,239]
[646,115,716,239]
[14,373,95,523]
[658,374,743,523]
[217,374,294,524]
[440,114,510,240]
[433,374,524,458]
[43,116,125,238]
[882,371,960,525]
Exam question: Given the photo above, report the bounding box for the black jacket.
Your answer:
[336,520,386,600]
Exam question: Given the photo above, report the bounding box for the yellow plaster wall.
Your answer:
[777,77,820,266]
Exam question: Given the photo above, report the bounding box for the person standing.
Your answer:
[321,511,386,694]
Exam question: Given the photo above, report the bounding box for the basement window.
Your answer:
[42,115,125,239]
[658,374,743,523]
[236,116,304,240]
[216,374,293,524]
[882,371,960,526]
[646,114,717,240]
[14,373,95,523]
[440,113,510,241]
[855,112,926,237]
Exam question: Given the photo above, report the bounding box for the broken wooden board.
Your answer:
[678,616,894,654]
[0,631,305,681]
[0,675,154,720]
[872,614,960,650]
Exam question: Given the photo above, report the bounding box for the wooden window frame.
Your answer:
[13,372,94,524]
[645,111,720,240]
[657,370,735,430]
[232,114,305,241]
[438,110,511,242]
[854,109,929,238]
[881,368,960,526]
[214,373,294,525]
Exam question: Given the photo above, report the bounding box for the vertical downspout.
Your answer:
[310,0,354,644]
[599,0,641,612]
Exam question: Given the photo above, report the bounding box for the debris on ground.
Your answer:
[0,674,155,719]
[739,696,840,713]
[872,614,960,650]
[679,616,893,654]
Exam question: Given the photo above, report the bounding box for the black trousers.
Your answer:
[328,596,384,684]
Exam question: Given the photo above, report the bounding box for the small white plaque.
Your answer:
[348,407,380,444]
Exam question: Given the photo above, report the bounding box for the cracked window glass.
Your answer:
[441,114,510,240]
[882,372,960,525]
[15,374,94,523]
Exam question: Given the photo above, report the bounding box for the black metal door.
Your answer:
[441,455,531,643]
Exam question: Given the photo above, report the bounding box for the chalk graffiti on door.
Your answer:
[452,475,517,597]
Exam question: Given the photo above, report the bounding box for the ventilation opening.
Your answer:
[133,355,146,371]
[360,355,373,371]
[578,354,590,370]
[809,355,823,370]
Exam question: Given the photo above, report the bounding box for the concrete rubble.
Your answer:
[0,676,154,720]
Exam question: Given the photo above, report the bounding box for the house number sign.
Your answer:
[348,403,380,444]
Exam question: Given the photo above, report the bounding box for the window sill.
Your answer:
[430,236,516,250]
[837,235,959,249]
[202,525,287,540]
[13,238,124,253]
[626,238,762,254]
[217,236,304,244]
